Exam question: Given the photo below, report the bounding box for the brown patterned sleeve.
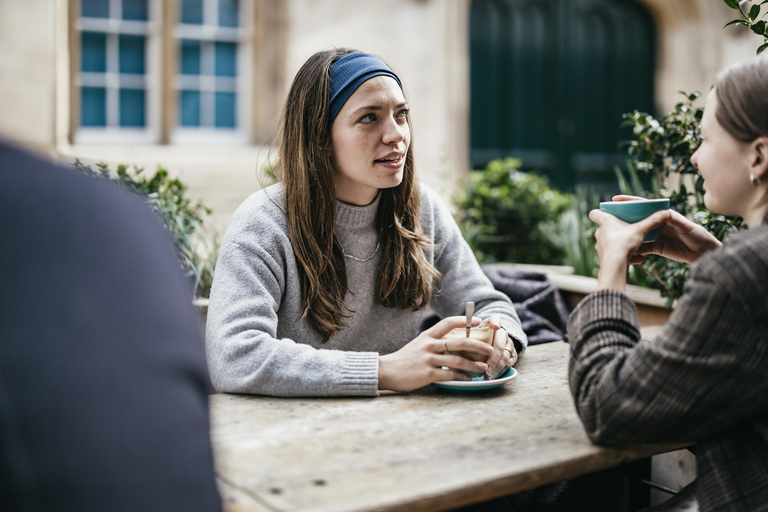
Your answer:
[567,256,768,446]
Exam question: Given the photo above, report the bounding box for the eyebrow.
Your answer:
[351,102,408,116]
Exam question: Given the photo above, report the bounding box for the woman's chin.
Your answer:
[703,194,739,218]
[379,171,404,189]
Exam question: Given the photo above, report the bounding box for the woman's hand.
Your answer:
[483,314,517,380]
[589,207,671,291]
[612,196,722,265]
[378,316,494,392]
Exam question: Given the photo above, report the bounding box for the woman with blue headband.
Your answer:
[205,48,527,396]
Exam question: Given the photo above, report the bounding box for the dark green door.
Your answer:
[470,0,656,192]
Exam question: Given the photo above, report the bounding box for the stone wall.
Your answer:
[0,0,761,236]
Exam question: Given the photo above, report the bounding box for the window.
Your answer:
[173,0,250,144]
[76,0,158,144]
[72,0,252,145]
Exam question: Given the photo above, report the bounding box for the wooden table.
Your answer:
[210,342,679,512]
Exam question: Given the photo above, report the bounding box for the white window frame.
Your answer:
[171,0,252,146]
[74,0,162,145]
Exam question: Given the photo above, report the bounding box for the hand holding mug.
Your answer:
[611,195,722,264]
[378,316,494,392]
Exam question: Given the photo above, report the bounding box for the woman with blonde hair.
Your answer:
[206,48,526,396]
[569,55,768,510]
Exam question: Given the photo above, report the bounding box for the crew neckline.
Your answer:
[335,192,381,229]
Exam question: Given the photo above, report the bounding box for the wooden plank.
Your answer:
[210,342,681,512]
[218,476,276,512]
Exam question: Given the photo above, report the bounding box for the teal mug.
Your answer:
[599,198,670,242]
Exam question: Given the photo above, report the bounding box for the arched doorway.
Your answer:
[470,0,656,191]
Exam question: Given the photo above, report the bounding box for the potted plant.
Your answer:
[74,161,218,307]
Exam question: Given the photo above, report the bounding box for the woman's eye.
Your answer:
[358,113,376,123]
[397,109,409,118]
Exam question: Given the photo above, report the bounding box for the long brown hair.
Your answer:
[714,56,768,142]
[275,48,440,342]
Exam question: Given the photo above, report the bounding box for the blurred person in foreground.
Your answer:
[568,56,768,511]
[0,141,221,511]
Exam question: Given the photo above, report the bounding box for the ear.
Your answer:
[750,136,768,181]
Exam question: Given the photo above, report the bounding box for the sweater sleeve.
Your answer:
[423,187,528,353]
[567,244,768,446]
[205,217,379,398]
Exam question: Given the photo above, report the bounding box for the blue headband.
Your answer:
[329,52,403,125]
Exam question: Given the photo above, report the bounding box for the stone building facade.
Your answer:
[0,0,759,233]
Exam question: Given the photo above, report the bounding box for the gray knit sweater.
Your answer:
[205,182,527,397]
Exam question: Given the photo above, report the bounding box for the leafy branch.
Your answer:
[73,160,218,299]
[723,0,768,54]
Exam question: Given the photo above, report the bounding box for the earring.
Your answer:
[751,174,762,186]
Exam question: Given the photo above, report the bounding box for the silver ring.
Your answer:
[504,347,517,366]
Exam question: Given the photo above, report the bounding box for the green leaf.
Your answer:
[752,20,767,33]
[723,19,748,28]
[758,42,768,54]
[723,0,741,9]
[761,0,768,5]
[750,4,761,19]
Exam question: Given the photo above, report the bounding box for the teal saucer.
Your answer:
[433,367,517,393]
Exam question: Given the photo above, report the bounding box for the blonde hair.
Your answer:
[714,56,768,142]
[275,48,440,342]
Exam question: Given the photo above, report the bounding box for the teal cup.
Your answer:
[599,198,670,242]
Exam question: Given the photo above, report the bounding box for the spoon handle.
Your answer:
[465,301,475,338]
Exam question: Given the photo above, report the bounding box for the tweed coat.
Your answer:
[568,215,768,512]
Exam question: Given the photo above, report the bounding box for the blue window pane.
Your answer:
[81,32,107,73]
[180,90,201,126]
[219,0,239,27]
[122,0,148,20]
[180,39,201,75]
[82,0,109,18]
[119,35,145,74]
[181,0,203,24]
[120,89,145,127]
[215,42,237,77]
[215,92,236,128]
[81,87,106,126]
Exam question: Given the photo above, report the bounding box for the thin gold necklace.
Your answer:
[342,241,380,262]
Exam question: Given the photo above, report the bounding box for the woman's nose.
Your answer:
[382,117,406,145]
[691,148,700,169]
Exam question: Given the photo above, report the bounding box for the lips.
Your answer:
[374,152,404,167]
[374,155,404,169]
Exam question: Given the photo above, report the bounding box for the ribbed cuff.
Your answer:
[571,289,638,326]
[500,323,528,354]
[567,290,641,357]
[339,351,380,396]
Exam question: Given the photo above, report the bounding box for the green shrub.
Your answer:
[557,186,600,278]
[454,158,572,265]
[74,160,218,299]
